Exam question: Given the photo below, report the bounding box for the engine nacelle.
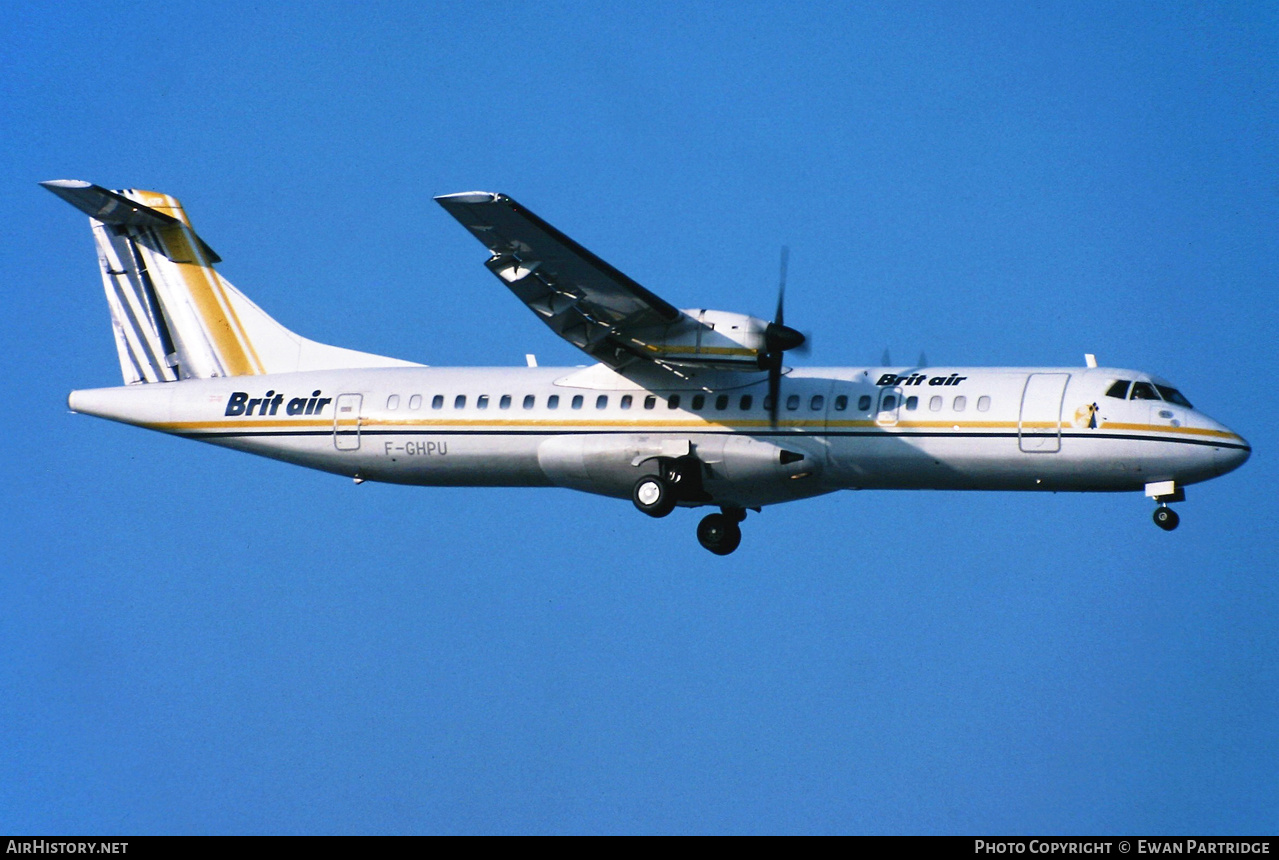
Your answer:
[627,309,773,371]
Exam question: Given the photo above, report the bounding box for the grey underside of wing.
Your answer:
[435,192,682,369]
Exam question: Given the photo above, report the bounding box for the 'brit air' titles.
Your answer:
[225,390,332,417]
[877,373,968,387]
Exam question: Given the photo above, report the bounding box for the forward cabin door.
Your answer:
[333,393,363,451]
[1018,373,1069,453]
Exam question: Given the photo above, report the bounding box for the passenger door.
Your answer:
[1019,373,1069,453]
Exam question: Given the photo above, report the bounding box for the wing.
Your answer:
[435,192,686,369]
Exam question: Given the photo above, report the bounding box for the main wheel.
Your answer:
[697,513,742,555]
[632,475,676,518]
[1153,506,1180,531]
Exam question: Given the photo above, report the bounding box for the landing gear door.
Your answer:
[333,393,362,451]
[1019,373,1069,453]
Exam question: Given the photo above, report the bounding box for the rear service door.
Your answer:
[333,393,363,451]
[1019,373,1069,453]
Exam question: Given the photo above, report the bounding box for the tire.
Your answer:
[633,475,676,518]
[697,513,742,555]
[1153,506,1180,531]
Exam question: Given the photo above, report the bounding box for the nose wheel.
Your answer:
[697,507,746,555]
[1153,505,1180,531]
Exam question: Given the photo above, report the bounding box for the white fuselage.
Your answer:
[69,363,1250,510]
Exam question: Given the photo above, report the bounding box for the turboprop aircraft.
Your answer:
[45,180,1250,554]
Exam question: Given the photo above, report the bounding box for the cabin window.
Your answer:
[977,396,991,412]
[1130,381,1159,401]
[1155,385,1192,408]
[834,395,848,411]
[477,395,489,410]
[668,394,681,409]
[929,396,942,412]
[1105,380,1131,399]
[596,395,608,409]
[881,394,897,411]
[644,395,657,410]
[387,394,400,410]
[547,395,559,409]
[621,394,632,410]
[454,395,466,409]
[432,395,444,410]
[571,394,584,409]
[409,394,422,410]
[499,395,511,409]
[858,395,872,412]
[953,396,966,412]
[811,395,825,410]
[691,394,705,410]
[786,394,800,411]
[905,396,918,411]
[522,394,535,409]
[763,395,774,411]
[716,394,729,410]
[740,395,753,410]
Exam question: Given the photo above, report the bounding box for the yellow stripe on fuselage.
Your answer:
[144,415,1244,444]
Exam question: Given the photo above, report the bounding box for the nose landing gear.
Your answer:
[1153,505,1180,531]
[1146,481,1184,532]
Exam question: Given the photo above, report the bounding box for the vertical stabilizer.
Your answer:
[43,180,419,383]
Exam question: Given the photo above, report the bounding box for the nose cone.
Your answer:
[1215,430,1251,477]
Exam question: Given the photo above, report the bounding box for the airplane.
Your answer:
[44,179,1251,555]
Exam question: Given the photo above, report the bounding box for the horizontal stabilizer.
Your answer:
[41,180,220,263]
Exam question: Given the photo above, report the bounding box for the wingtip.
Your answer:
[434,191,501,205]
[41,179,95,193]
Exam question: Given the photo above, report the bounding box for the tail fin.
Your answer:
[43,180,418,384]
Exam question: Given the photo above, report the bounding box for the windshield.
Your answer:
[1154,384,1193,408]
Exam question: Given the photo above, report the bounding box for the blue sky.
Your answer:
[3,1,1276,834]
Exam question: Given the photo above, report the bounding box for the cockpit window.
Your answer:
[1155,385,1193,408]
[1130,381,1160,400]
[1105,380,1131,399]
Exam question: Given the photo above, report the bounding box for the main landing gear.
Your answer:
[632,474,677,518]
[631,462,749,555]
[697,507,746,556]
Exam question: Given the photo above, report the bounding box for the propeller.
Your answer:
[760,246,808,428]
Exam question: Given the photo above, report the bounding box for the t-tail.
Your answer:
[43,180,417,384]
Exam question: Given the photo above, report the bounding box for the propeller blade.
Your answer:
[775,246,789,326]
[768,358,781,429]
